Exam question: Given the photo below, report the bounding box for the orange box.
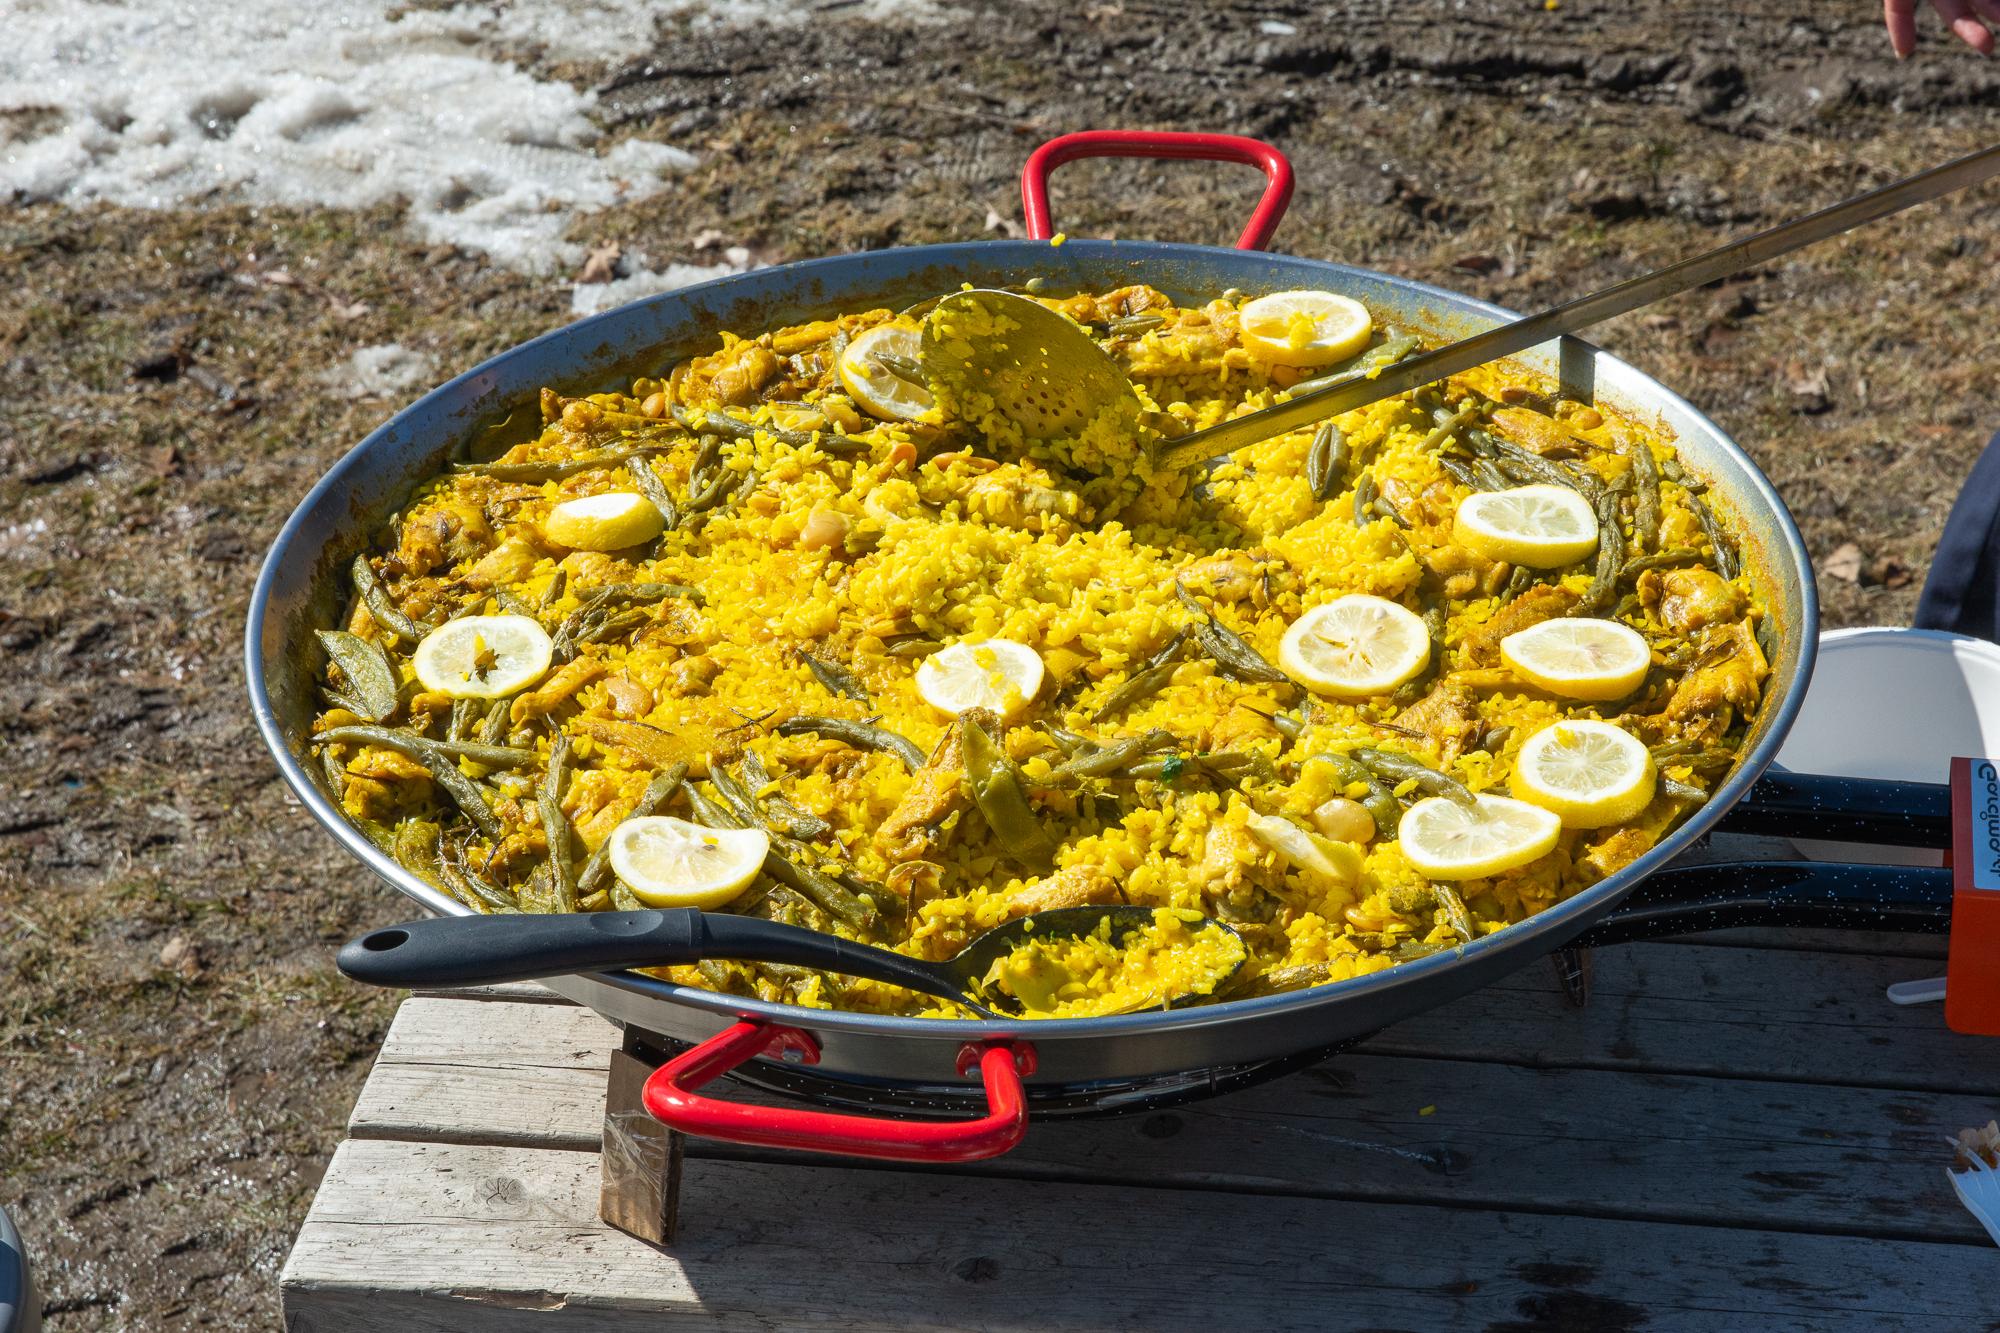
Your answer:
[1947,756,2000,1036]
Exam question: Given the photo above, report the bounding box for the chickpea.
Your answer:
[1570,407,1604,430]
[640,391,671,419]
[561,399,603,429]
[1311,796,1378,845]
[798,506,851,552]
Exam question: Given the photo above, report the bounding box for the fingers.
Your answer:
[1931,0,1997,53]
[1887,0,1921,56]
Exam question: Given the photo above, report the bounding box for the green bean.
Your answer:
[1103,314,1166,337]
[1434,883,1476,943]
[439,837,520,914]
[1688,490,1739,581]
[1308,752,1402,836]
[1049,729,1177,781]
[682,782,748,830]
[672,405,869,456]
[1648,738,1702,758]
[1227,960,1331,999]
[1176,584,1289,685]
[775,715,927,772]
[538,569,568,612]
[1420,403,1484,453]
[1619,547,1707,578]
[962,715,1057,869]
[763,838,878,929]
[1353,748,1476,808]
[540,735,578,912]
[626,457,680,530]
[1270,701,1314,742]
[551,605,651,662]
[740,750,835,843]
[447,697,478,743]
[318,742,349,798]
[1353,470,1379,527]
[315,629,400,721]
[1661,776,1708,801]
[350,556,424,643]
[1306,422,1348,502]
[1578,487,1624,615]
[313,727,506,840]
[695,959,737,993]
[576,763,687,897]
[1089,628,1188,722]
[313,725,537,769]
[682,462,737,514]
[453,443,674,481]
[1390,939,1453,961]
[1628,437,1661,554]
[492,589,537,618]
[797,649,870,703]
[477,697,512,746]
[1373,489,1412,530]
[1475,430,1604,502]
[883,636,942,659]
[874,350,931,387]
[574,581,705,610]
[1500,565,1537,604]
[1287,332,1423,397]
[1126,750,1276,787]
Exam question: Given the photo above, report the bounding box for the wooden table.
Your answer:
[281,923,2000,1331]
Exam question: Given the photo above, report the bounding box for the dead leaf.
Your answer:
[146,444,181,477]
[328,297,371,320]
[691,227,726,250]
[1821,542,1864,583]
[1871,557,1913,590]
[159,934,201,980]
[1451,254,1501,274]
[577,241,622,285]
[984,208,1026,239]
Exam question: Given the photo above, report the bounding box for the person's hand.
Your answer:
[1884,0,1999,57]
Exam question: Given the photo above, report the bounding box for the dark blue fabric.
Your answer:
[1914,431,2000,641]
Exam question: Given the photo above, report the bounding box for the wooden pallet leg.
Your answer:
[599,1032,684,1246]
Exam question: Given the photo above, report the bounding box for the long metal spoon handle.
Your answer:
[1163,141,2000,471]
[335,908,961,1002]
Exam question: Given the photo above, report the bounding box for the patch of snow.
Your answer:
[570,253,754,318]
[325,343,438,398]
[0,0,941,272]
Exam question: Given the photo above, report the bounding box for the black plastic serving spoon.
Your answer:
[337,905,1245,1020]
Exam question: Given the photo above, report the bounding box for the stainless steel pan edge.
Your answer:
[247,238,1815,1087]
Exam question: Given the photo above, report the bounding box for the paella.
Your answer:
[307,280,1768,1016]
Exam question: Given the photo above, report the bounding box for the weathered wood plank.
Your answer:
[1366,942,1997,1092]
[411,981,571,1004]
[281,1139,2000,1333]
[1657,926,1948,958]
[352,997,1994,1243]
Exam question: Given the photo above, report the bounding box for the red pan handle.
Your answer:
[1019,131,1295,251]
[642,1020,1035,1162]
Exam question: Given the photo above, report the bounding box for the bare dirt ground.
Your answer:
[2,1,1996,1326]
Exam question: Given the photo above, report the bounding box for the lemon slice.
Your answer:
[608,816,769,908]
[543,492,666,551]
[914,639,1045,718]
[412,615,553,699]
[1453,485,1599,568]
[1397,794,1562,880]
[838,322,934,421]
[1501,618,1651,700]
[1239,290,1374,368]
[1278,595,1431,698]
[1511,720,1656,829]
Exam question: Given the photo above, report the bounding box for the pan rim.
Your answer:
[246,236,1818,1042]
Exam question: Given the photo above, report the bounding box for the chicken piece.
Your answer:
[564,769,634,852]
[873,715,974,863]
[1179,550,1288,608]
[571,716,719,779]
[1488,406,1584,456]
[1662,619,1768,739]
[1580,828,1655,881]
[1639,567,1743,635]
[1196,820,1265,895]
[339,774,399,824]
[557,550,641,587]
[884,859,945,903]
[1206,702,1282,753]
[1005,865,1122,918]
[464,536,543,590]
[598,674,654,719]
[963,466,1083,532]
[665,655,721,698]
[1391,675,1482,767]
[1464,585,1580,663]
[510,657,607,726]
[681,339,783,407]
[346,747,433,785]
[396,494,496,577]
